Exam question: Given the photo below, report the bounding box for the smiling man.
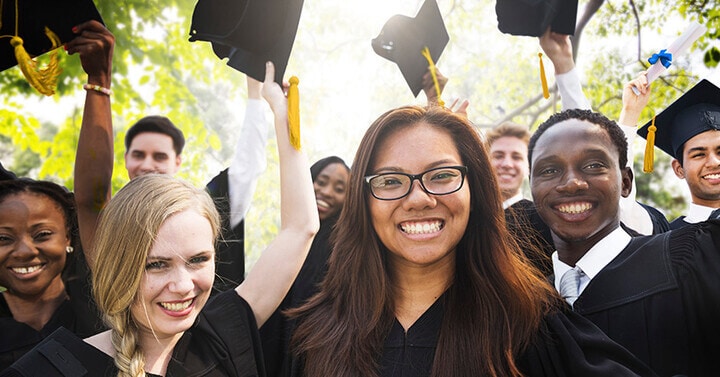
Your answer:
[636,79,720,228]
[528,108,720,376]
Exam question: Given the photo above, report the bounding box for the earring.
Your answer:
[66,246,74,254]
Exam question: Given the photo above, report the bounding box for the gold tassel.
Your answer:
[538,53,549,99]
[11,27,62,96]
[421,46,444,107]
[642,116,657,173]
[287,76,301,150]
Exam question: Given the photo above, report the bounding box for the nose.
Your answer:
[402,179,435,209]
[12,237,39,259]
[556,170,588,193]
[499,156,514,168]
[139,157,155,173]
[168,266,195,294]
[708,152,720,166]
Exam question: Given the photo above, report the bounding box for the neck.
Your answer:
[3,278,67,331]
[553,223,620,266]
[691,196,720,209]
[139,331,184,375]
[501,189,520,203]
[390,255,454,330]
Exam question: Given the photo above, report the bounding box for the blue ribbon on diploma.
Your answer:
[648,49,673,68]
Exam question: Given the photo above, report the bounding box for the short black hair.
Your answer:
[528,109,628,170]
[124,116,186,156]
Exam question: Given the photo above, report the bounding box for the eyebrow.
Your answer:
[373,159,459,174]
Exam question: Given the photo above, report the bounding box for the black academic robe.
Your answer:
[206,168,246,292]
[1,290,265,377]
[260,216,337,377]
[572,219,720,377]
[292,293,656,377]
[669,208,720,230]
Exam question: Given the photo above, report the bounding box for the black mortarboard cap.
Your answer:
[638,79,720,160]
[496,0,578,37]
[372,0,449,97]
[0,161,16,181]
[0,0,104,72]
[188,0,304,84]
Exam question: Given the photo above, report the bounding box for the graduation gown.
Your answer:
[260,216,337,377]
[1,290,265,377]
[293,293,656,377]
[573,219,720,376]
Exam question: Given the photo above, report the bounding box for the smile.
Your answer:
[556,202,592,214]
[11,265,43,274]
[400,220,444,234]
[316,199,330,209]
[703,173,720,180]
[159,298,194,312]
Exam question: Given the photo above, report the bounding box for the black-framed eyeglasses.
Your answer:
[364,166,468,201]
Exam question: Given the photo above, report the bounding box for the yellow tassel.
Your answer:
[538,53,549,99]
[287,76,301,150]
[643,116,657,173]
[421,46,444,107]
[11,27,62,96]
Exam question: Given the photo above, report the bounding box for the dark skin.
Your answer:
[66,20,114,268]
[530,120,633,266]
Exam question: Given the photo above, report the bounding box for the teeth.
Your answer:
[401,221,442,234]
[316,199,329,209]
[704,173,720,179]
[557,203,592,214]
[160,299,193,312]
[12,265,41,274]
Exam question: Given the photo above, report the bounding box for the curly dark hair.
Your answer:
[528,109,628,171]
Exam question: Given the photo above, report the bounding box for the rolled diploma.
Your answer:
[646,21,707,82]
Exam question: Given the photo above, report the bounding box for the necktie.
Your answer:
[559,267,582,307]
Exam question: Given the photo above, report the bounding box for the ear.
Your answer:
[175,154,182,169]
[620,166,633,198]
[671,159,685,179]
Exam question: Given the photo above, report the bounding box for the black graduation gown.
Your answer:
[292,294,656,377]
[669,208,720,230]
[572,219,720,377]
[0,248,104,372]
[260,216,337,377]
[0,290,265,377]
[206,168,246,292]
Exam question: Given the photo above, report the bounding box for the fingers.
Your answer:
[264,61,276,84]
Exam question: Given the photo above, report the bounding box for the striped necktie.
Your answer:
[559,266,583,307]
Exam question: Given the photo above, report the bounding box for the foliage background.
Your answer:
[1,0,718,268]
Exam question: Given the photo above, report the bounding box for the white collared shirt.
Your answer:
[552,226,632,296]
[502,192,525,210]
[683,202,719,224]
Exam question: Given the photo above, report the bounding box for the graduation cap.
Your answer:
[495,0,578,37]
[188,0,304,84]
[0,0,104,94]
[637,79,720,170]
[0,161,16,181]
[372,0,449,97]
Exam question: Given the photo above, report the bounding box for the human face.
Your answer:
[672,130,720,207]
[131,209,215,343]
[368,122,470,270]
[530,120,631,252]
[489,136,529,200]
[0,193,68,300]
[314,163,349,221]
[125,132,182,179]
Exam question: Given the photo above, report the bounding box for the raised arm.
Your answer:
[539,28,591,110]
[616,72,657,235]
[227,76,271,228]
[67,20,115,268]
[235,62,319,327]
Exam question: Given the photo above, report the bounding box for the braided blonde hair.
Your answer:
[92,175,220,377]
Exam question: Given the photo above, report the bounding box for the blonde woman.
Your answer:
[2,62,318,377]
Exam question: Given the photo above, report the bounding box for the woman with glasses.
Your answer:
[287,105,654,376]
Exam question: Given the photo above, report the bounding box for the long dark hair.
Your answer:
[290,106,560,376]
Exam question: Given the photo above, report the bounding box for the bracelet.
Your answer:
[83,84,112,96]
